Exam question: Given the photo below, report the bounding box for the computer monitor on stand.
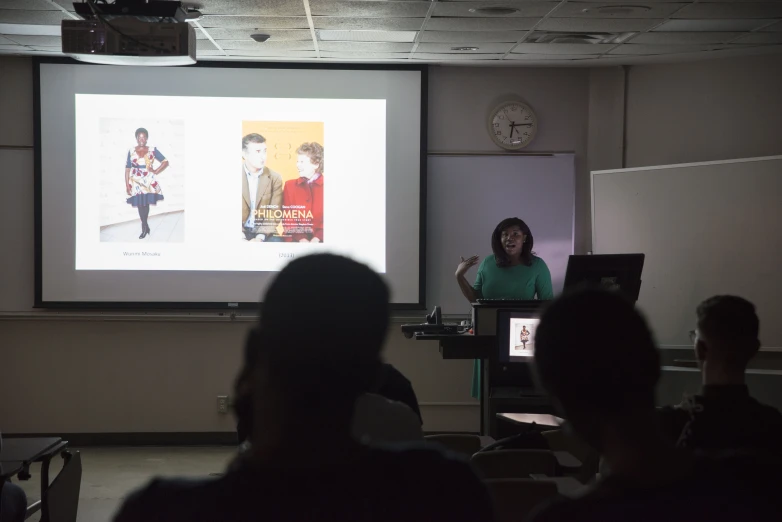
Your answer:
[564,254,645,302]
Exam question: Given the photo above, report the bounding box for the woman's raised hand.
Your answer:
[455,255,479,277]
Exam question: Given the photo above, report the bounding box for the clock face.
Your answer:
[488,102,537,150]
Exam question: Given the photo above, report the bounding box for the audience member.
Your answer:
[234,357,422,445]
[114,254,493,522]
[351,392,423,443]
[1,432,28,522]
[659,295,782,454]
[527,288,778,522]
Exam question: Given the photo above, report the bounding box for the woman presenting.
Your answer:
[125,127,169,239]
[455,217,554,398]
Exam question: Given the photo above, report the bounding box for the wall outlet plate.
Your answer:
[216,395,229,414]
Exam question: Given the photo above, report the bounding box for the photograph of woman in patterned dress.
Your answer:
[125,127,169,239]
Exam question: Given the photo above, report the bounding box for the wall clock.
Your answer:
[488,101,538,150]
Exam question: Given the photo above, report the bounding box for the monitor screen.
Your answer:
[498,309,541,363]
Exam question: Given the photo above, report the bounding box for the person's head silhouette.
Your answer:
[235,254,390,451]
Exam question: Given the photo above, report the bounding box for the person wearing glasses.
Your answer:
[659,295,782,454]
[455,217,553,399]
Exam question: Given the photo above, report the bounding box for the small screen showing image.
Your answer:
[509,318,540,358]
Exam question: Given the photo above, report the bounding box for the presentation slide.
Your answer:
[37,62,423,307]
[508,317,540,361]
[75,94,386,273]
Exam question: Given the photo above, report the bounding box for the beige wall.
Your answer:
[3,53,780,435]
[7,59,588,434]
[428,66,591,254]
[625,53,782,167]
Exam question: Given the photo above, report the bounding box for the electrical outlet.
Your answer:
[216,395,229,414]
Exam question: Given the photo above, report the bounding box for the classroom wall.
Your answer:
[625,53,782,168]
[4,58,592,434]
[3,53,780,435]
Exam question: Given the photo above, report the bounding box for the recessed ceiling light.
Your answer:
[469,7,519,16]
[250,34,271,43]
[451,46,479,51]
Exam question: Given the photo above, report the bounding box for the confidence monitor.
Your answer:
[564,254,645,303]
[497,307,543,365]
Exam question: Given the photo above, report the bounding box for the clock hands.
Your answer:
[507,121,533,138]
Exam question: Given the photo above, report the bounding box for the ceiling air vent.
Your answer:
[469,7,520,15]
[527,32,636,45]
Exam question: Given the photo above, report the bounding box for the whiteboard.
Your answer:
[592,155,782,349]
[427,154,575,315]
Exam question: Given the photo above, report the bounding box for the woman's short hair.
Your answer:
[491,217,534,267]
[135,128,148,139]
[297,142,324,174]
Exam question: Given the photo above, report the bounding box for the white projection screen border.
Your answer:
[33,58,427,310]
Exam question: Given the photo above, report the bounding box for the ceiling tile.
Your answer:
[425,17,540,31]
[654,19,771,32]
[420,30,525,43]
[417,42,513,53]
[310,1,431,18]
[0,23,61,36]
[609,44,727,55]
[4,1,62,10]
[319,41,414,52]
[673,2,782,19]
[196,50,227,56]
[511,43,616,54]
[628,32,742,45]
[318,29,418,42]
[0,9,69,24]
[313,17,424,30]
[320,51,411,59]
[215,39,315,50]
[29,45,62,52]
[432,2,557,18]
[199,28,314,41]
[227,49,319,57]
[2,34,60,46]
[199,16,310,29]
[196,39,218,51]
[196,0,305,16]
[731,32,782,44]
[552,2,686,19]
[538,18,663,33]
[506,54,599,61]
[411,52,503,60]
[759,20,782,31]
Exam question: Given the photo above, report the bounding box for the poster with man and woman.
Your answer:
[240,121,324,243]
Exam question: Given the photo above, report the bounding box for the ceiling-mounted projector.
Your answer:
[62,1,195,66]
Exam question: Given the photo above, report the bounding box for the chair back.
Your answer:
[471,449,557,479]
[44,451,82,522]
[484,478,558,522]
[424,434,482,457]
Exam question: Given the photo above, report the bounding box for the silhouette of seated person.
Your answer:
[526,288,779,522]
[659,295,782,455]
[114,254,493,522]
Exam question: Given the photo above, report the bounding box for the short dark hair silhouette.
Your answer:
[534,288,660,416]
[234,254,390,431]
[696,295,760,365]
